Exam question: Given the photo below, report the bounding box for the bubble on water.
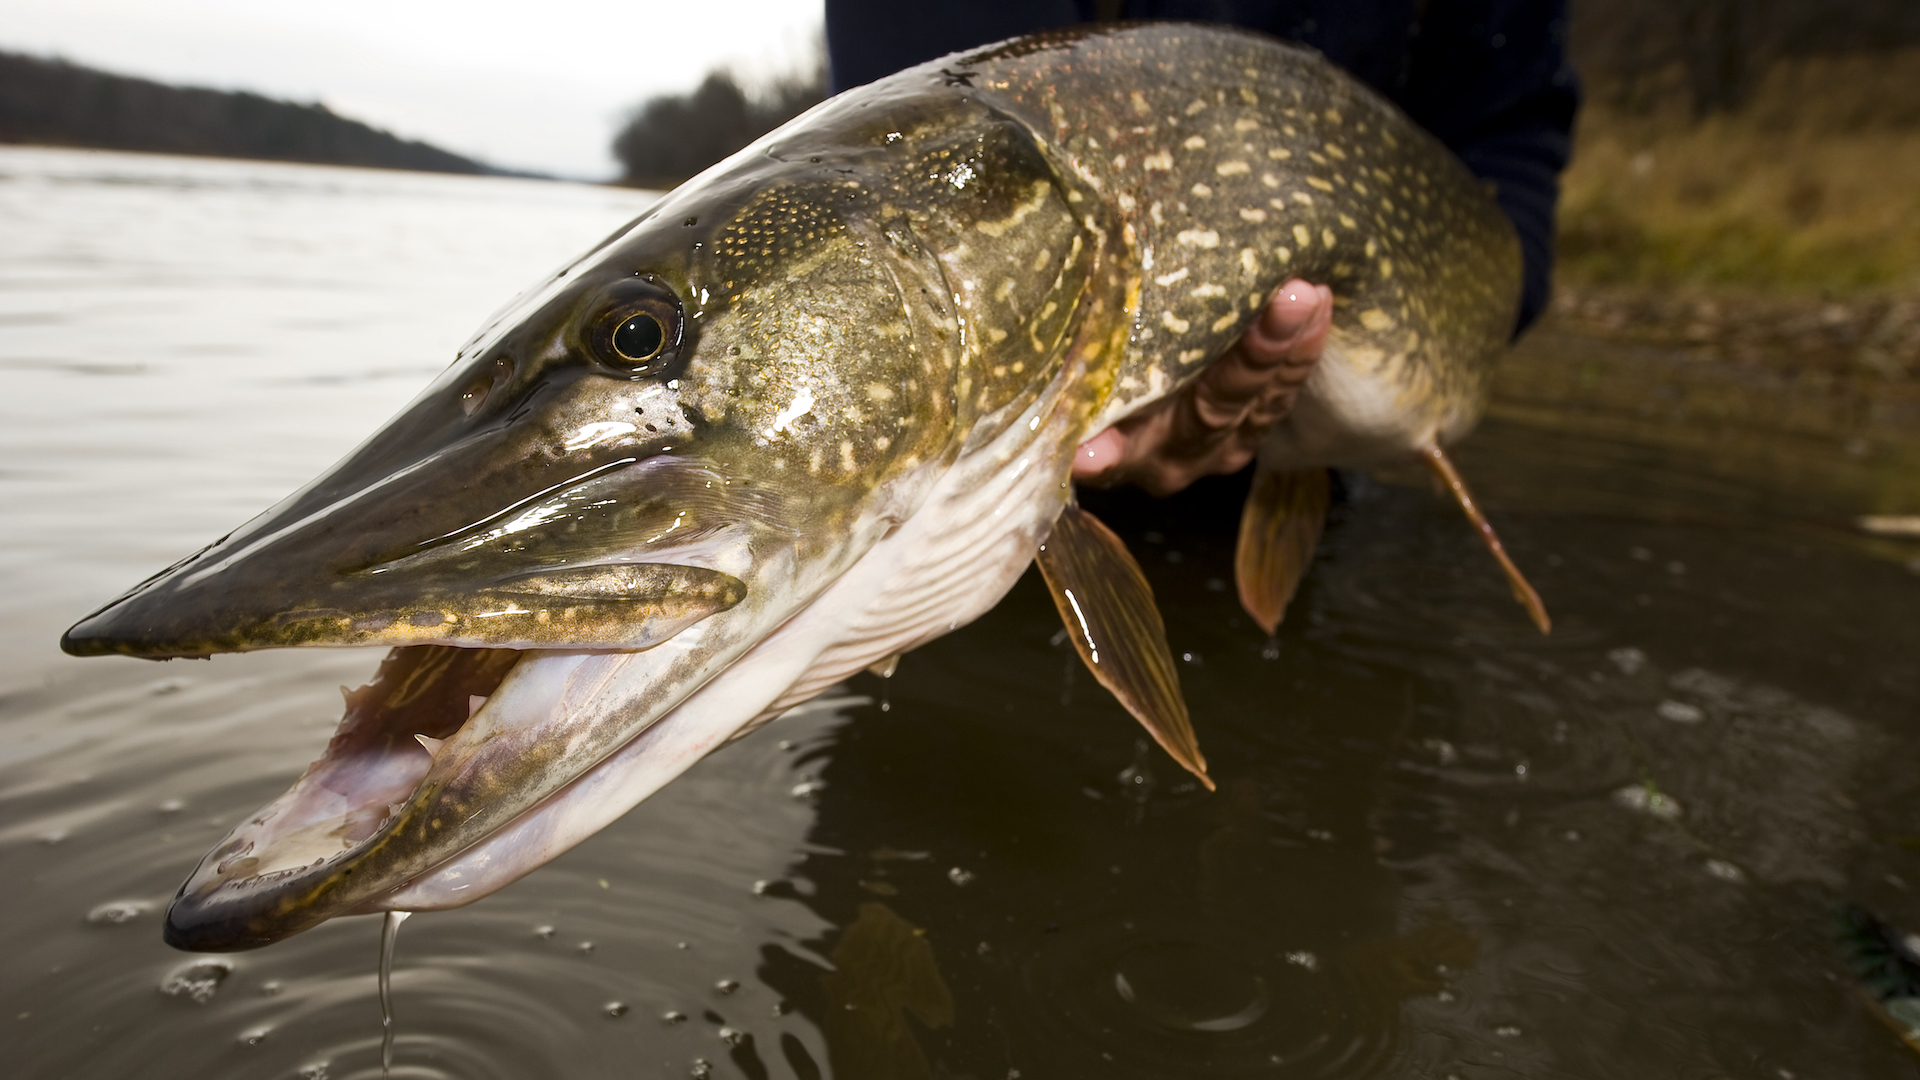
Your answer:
[1284,950,1319,972]
[1494,1025,1522,1037]
[159,959,233,1004]
[662,1009,688,1024]
[690,1058,713,1079]
[1704,858,1746,883]
[1630,546,1651,561]
[605,1001,629,1018]
[156,798,186,814]
[576,941,594,955]
[1613,784,1683,820]
[1607,647,1646,676]
[237,1026,269,1047]
[790,778,825,800]
[296,1063,329,1080]
[260,980,282,996]
[1657,700,1704,723]
[752,879,770,895]
[533,924,555,939]
[948,867,976,886]
[714,978,740,995]
[86,899,153,925]
[718,1026,745,1045]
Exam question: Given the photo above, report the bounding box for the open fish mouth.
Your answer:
[163,645,529,950]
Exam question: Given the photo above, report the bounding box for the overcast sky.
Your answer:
[1,0,826,179]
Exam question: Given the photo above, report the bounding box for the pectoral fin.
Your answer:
[1419,445,1552,634]
[1234,466,1330,635]
[1035,503,1213,790]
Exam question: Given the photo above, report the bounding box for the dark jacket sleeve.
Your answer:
[1395,1,1580,333]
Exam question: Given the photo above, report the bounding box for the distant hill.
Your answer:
[0,51,490,175]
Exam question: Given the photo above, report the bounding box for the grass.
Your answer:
[1557,48,1920,294]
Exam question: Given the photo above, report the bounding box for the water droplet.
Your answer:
[948,867,976,886]
[605,1001,630,1018]
[159,959,233,1004]
[715,978,740,995]
[86,899,152,925]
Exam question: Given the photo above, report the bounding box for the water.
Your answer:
[2,145,1918,1078]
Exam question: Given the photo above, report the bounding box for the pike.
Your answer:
[61,23,1547,952]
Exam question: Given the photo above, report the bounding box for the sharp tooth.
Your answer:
[468,694,489,718]
[414,734,445,756]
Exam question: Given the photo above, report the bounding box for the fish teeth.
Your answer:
[415,734,446,756]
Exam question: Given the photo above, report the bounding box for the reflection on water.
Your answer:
[2,146,1918,1078]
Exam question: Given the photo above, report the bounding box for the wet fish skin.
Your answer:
[59,24,1524,950]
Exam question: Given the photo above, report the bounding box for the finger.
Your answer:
[1238,280,1331,367]
[1193,282,1330,410]
[1071,425,1128,481]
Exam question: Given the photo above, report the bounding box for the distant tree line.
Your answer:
[0,51,488,174]
[611,58,825,189]
[1571,0,1920,116]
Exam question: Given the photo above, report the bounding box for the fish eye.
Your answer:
[589,280,684,378]
[612,313,664,363]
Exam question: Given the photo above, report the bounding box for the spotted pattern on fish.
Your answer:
[948,25,1520,446]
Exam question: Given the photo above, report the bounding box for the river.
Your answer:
[3,145,1917,1079]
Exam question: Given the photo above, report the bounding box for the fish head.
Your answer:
[61,143,966,660]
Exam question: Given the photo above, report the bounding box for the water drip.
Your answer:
[379,909,411,1078]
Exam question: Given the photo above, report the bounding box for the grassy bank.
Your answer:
[1557,47,1920,295]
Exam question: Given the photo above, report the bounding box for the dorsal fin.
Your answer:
[1035,503,1213,790]
[1234,465,1331,635]
[1420,445,1552,634]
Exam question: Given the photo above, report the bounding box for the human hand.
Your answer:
[1071,279,1333,496]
